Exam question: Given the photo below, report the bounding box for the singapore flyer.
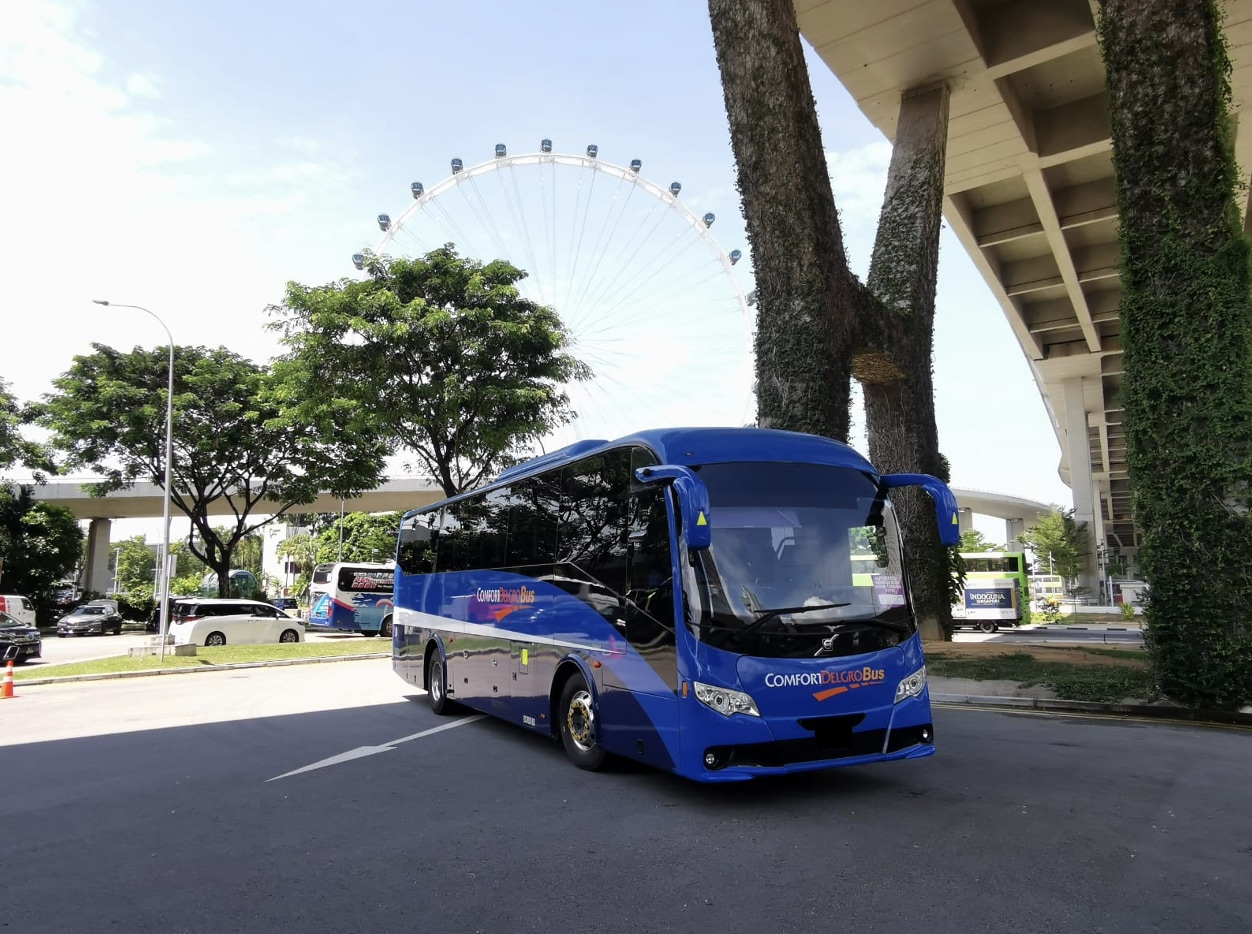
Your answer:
[354,140,756,453]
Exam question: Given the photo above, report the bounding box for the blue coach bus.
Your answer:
[392,427,959,783]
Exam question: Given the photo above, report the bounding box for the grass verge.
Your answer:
[926,649,1154,703]
[15,639,387,680]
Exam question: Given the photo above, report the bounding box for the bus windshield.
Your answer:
[686,462,911,658]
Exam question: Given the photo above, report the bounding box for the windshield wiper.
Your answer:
[740,603,850,636]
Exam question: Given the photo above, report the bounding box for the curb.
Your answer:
[12,652,391,687]
[932,692,1252,727]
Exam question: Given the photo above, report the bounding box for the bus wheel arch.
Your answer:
[553,662,607,771]
[424,640,455,715]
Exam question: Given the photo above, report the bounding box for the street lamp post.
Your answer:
[93,300,175,661]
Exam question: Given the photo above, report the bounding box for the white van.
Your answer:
[0,595,37,627]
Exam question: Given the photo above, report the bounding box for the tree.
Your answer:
[0,376,48,479]
[0,485,82,610]
[707,0,953,639]
[958,529,999,553]
[37,344,386,597]
[1099,0,1252,708]
[268,245,590,498]
[313,511,403,566]
[1019,509,1088,589]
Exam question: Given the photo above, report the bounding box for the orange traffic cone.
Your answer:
[1,659,15,699]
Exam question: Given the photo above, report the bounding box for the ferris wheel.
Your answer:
[353,140,756,453]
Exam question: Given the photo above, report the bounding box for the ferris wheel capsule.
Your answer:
[629,159,642,173]
[729,249,742,265]
[410,181,424,199]
[703,212,715,227]
[351,253,365,270]
[495,144,507,158]
[747,290,758,306]
[540,138,553,153]
[669,182,682,197]
[451,158,463,174]
[377,214,391,231]
[586,144,598,159]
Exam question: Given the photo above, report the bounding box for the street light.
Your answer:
[93,300,175,661]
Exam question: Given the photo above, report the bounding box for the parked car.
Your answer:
[56,602,124,637]
[168,598,305,647]
[0,610,41,663]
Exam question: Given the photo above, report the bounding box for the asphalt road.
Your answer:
[3,659,1249,933]
[954,626,1144,647]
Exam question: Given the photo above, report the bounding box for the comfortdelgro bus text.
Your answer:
[391,427,959,783]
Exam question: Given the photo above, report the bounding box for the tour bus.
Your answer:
[308,561,396,637]
[951,551,1031,632]
[391,426,960,783]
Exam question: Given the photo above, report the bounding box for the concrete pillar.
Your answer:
[1004,517,1025,551]
[958,508,974,534]
[1062,378,1099,598]
[81,517,113,596]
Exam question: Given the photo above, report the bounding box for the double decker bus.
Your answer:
[392,427,959,783]
[951,551,1030,632]
[308,561,396,637]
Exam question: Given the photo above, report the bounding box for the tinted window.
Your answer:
[337,567,395,592]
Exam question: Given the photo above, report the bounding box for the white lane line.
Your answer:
[266,715,486,782]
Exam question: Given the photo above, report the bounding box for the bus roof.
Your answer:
[413,427,878,516]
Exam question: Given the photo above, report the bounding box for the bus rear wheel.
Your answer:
[427,653,455,716]
[558,674,607,772]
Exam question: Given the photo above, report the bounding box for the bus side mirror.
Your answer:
[634,465,712,550]
[881,473,961,548]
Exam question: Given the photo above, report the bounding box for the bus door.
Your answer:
[595,489,681,770]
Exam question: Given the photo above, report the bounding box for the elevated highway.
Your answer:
[22,477,1047,594]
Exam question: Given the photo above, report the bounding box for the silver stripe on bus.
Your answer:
[395,606,614,654]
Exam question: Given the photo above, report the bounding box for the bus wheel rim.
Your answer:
[431,662,442,702]
[567,690,595,751]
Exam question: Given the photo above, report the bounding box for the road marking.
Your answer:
[266,715,486,782]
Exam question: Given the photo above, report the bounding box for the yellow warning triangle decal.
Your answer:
[952,513,959,525]
[697,511,708,526]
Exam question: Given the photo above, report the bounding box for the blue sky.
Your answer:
[1,0,1073,542]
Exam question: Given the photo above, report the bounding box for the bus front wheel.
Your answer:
[427,653,455,716]
[558,674,607,772]
[379,615,393,638]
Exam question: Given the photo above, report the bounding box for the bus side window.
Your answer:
[397,513,437,575]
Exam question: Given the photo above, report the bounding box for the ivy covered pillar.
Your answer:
[1061,377,1100,598]
[860,83,952,641]
[1099,0,1252,707]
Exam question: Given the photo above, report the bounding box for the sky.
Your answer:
[0,0,1073,544]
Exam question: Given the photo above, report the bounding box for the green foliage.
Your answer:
[0,485,83,605]
[37,343,385,598]
[1019,509,1088,583]
[0,376,49,479]
[1099,0,1252,709]
[313,511,402,566]
[1120,601,1137,621]
[958,529,999,552]
[267,245,590,497]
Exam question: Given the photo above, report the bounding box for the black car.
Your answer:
[57,603,124,637]
[0,610,42,663]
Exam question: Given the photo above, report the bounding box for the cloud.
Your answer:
[125,71,159,98]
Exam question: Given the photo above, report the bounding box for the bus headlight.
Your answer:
[894,666,927,704]
[693,681,760,718]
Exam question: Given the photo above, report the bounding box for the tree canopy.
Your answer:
[267,245,590,497]
[1018,509,1088,586]
[0,485,82,602]
[37,343,387,596]
[0,376,46,479]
